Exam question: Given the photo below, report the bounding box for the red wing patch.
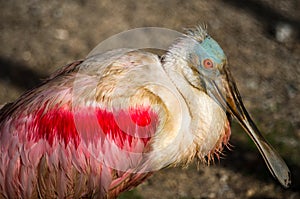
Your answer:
[28,105,158,151]
[129,108,152,127]
[31,107,81,147]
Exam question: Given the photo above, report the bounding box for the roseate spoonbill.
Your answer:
[0,26,291,198]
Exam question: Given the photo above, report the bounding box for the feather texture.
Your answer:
[0,52,164,198]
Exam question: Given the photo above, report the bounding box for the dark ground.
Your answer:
[0,0,299,198]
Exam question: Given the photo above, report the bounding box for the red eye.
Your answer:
[203,59,214,69]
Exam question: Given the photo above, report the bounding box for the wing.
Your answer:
[0,49,172,198]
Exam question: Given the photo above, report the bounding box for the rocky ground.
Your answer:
[1,0,299,198]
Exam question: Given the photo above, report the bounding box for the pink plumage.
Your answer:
[0,58,160,198]
[0,26,291,198]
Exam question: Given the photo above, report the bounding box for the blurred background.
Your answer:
[0,0,299,198]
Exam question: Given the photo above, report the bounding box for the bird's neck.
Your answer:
[159,48,230,164]
[162,44,199,111]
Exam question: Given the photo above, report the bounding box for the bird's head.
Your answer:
[166,26,291,188]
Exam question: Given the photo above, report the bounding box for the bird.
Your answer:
[0,26,291,198]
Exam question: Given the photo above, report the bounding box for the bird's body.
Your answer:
[0,26,290,198]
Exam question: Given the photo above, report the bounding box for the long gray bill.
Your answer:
[209,67,291,188]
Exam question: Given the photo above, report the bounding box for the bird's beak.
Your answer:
[205,65,291,188]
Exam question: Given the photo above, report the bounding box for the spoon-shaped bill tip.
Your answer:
[207,66,291,188]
